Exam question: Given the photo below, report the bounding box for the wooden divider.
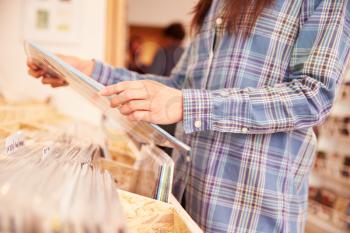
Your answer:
[105,0,127,67]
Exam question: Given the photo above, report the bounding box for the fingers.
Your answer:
[26,58,68,89]
[27,59,47,79]
[27,68,45,78]
[100,81,149,107]
[110,89,148,107]
[41,75,66,86]
[27,59,40,71]
[51,82,68,88]
[100,81,147,96]
[126,111,151,122]
[118,100,151,115]
[28,65,68,88]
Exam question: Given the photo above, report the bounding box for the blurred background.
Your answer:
[0,0,194,123]
[0,1,349,233]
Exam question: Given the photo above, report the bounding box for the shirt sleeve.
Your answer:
[183,0,350,134]
[91,44,192,89]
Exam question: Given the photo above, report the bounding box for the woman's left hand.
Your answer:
[99,80,183,125]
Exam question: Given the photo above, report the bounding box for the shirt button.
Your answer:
[242,127,249,133]
[194,120,202,128]
[216,17,223,26]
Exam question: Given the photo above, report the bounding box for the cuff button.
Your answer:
[194,120,202,128]
[242,127,249,133]
[219,90,230,97]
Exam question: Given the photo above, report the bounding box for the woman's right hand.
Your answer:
[27,54,95,88]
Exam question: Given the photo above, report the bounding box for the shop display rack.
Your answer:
[307,74,350,233]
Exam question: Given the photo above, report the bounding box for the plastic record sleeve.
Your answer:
[23,40,191,154]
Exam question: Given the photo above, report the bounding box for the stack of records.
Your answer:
[101,115,174,202]
[139,144,174,202]
[0,131,126,233]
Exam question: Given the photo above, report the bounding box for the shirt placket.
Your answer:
[192,16,225,132]
[203,16,225,89]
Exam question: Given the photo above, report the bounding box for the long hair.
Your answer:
[191,0,274,36]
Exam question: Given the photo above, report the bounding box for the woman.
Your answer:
[28,0,350,232]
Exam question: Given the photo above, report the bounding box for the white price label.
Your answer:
[42,146,51,159]
[5,131,25,155]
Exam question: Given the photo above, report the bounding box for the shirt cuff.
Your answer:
[182,89,213,134]
[182,88,254,134]
[91,60,116,86]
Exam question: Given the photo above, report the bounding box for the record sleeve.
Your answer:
[24,40,191,154]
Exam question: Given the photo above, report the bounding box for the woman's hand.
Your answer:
[27,54,95,88]
[100,80,183,125]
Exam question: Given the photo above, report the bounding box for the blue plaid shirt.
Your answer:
[92,0,350,232]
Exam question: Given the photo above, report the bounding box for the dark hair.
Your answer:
[163,23,186,41]
[191,0,274,36]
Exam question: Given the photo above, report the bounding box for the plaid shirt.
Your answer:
[92,0,350,232]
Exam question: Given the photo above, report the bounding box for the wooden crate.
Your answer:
[119,190,203,233]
